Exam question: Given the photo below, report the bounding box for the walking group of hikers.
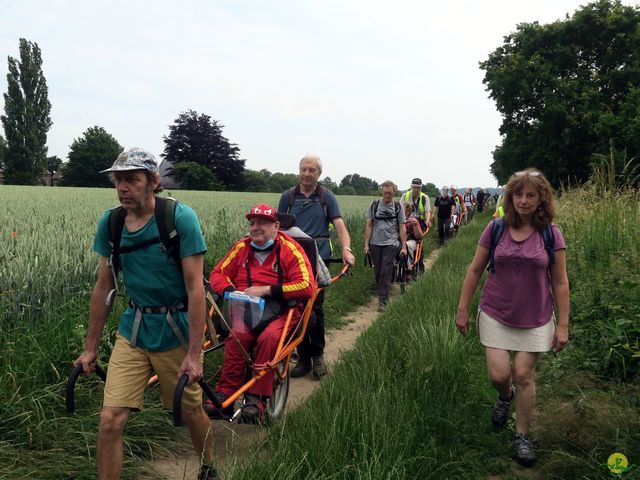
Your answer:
[73,148,570,478]
[366,179,492,313]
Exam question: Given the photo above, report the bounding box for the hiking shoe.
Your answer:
[491,385,515,429]
[290,358,311,378]
[513,432,537,467]
[198,464,218,480]
[312,355,327,379]
[203,391,234,420]
[240,393,268,425]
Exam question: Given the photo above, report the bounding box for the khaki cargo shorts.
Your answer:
[103,333,202,411]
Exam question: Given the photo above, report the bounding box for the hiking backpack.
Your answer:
[487,218,555,273]
[108,196,181,277]
[284,185,331,228]
[370,199,401,231]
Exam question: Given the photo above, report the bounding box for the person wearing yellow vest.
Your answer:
[401,178,432,230]
[493,186,506,218]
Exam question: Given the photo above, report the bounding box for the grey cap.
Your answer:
[100,147,159,173]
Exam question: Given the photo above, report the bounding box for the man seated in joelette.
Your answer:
[207,204,315,424]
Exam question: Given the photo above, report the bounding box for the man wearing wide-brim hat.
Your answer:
[74,147,216,479]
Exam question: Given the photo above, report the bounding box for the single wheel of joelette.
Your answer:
[266,358,290,421]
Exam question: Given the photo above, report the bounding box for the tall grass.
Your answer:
[556,180,640,380]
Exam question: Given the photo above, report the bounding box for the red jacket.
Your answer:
[210,232,315,301]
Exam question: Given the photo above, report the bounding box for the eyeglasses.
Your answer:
[514,171,542,177]
[251,207,273,215]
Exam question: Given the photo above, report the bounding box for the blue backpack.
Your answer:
[487,218,555,273]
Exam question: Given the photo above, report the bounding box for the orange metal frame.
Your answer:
[205,264,350,411]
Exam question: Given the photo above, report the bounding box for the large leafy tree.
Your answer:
[481,0,640,187]
[1,38,52,184]
[422,182,439,198]
[162,110,245,190]
[339,173,379,195]
[172,161,222,191]
[60,126,122,187]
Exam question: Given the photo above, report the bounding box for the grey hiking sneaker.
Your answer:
[513,432,537,467]
[312,355,327,379]
[491,385,515,428]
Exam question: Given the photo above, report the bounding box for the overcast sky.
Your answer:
[1,0,634,190]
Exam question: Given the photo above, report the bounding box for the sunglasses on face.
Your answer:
[514,171,543,177]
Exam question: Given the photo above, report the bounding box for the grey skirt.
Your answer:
[477,309,554,352]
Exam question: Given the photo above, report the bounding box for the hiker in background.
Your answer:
[401,177,432,230]
[493,186,506,218]
[463,187,476,223]
[403,203,424,280]
[454,169,569,468]
[277,154,355,379]
[74,148,216,480]
[450,185,466,233]
[207,204,315,424]
[434,186,455,246]
[364,180,407,312]
[476,188,486,213]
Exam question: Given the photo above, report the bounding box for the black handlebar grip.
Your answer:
[66,364,107,414]
[173,374,189,427]
[173,375,220,427]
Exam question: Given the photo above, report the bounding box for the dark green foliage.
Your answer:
[0,135,7,169]
[172,161,223,191]
[338,173,379,195]
[422,182,439,198]
[243,168,299,193]
[46,155,61,175]
[59,126,122,187]
[162,110,245,190]
[1,38,52,185]
[242,170,385,196]
[481,0,640,187]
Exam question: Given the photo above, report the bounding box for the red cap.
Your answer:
[246,203,277,222]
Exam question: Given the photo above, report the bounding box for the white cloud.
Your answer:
[0,0,633,189]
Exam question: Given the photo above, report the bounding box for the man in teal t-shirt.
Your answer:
[74,148,216,480]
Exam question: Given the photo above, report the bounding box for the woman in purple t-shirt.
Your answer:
[455,169,570,468]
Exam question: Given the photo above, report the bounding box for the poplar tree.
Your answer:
[1,38,52,184]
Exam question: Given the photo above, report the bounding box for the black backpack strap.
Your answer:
[317,185,329,226]
[286,186,297,214]
[370,199,379,224]
[542,224,556,267]
[108,206,128,277]
[487,218,505,273]
[155,196,181,267]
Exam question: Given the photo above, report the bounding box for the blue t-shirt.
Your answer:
[277,185,342,260]
[93,202,207,351]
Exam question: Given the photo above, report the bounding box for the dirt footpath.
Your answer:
[147,251,440,479]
